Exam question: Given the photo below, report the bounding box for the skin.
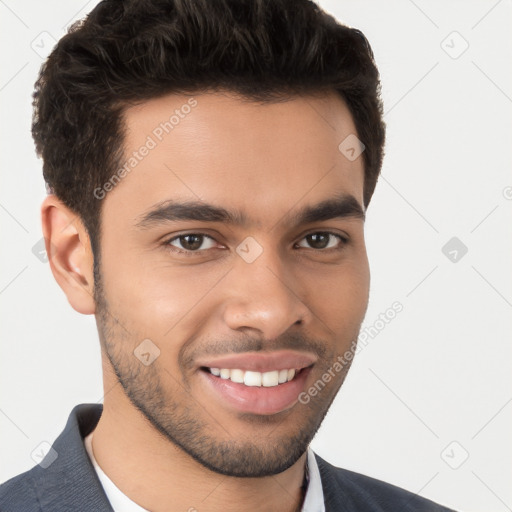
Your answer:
[42,90,370,512]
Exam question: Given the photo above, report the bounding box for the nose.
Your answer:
[221,246,311,340]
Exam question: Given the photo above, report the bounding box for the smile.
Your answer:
[206,367,301,387]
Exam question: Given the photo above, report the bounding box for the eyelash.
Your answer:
[163,231,348,256]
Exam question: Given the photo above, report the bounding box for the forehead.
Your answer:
[104,91,365,227]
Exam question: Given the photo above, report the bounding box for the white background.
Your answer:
[1,1,511,511]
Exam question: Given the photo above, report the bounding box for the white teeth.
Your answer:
[278,369,288,384]
[244,371,262,387]
[262,370,279,387]
[208,367,299,386]
[230,369,244,384]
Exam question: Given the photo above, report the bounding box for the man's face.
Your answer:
[95,91,370,477]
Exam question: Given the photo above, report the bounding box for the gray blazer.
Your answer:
[0,404,455,511]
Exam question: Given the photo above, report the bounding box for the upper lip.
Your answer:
[197,350,317,372]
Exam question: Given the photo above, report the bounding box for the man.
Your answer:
[0,0,456,510]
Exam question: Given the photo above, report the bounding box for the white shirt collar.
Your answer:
[84,432,325,511]
[84,431,148,511]
[301,448,326,512]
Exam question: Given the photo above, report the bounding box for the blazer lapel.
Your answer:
[32,403,113,512]
[315,453,360,512]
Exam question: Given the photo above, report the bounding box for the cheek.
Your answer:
[99,242,229,336]
[301,257,370,326]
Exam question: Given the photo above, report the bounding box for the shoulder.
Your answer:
[0,403,107,512]
[315,454,457,511]
[0,467,41,512]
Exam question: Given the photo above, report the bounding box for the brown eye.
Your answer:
[167,234,216,252]
[296,232,346,250]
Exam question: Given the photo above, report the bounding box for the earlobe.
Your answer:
[41,195,96,315]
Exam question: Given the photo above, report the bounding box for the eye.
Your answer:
[163,231,348,256]
[295,232,347,251]
[165,233,218,254]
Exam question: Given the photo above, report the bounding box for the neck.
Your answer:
[91,379,307,512]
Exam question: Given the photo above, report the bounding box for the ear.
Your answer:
[41,195,96,315]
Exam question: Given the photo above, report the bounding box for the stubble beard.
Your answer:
[93,265,359,477]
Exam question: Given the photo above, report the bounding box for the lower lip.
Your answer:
[199,367,312,416]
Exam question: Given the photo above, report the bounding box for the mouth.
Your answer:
[196,351,316,415]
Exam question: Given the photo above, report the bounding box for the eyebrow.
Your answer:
[134,193,365,230]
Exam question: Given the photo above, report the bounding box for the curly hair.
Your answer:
[32,0,385,257]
